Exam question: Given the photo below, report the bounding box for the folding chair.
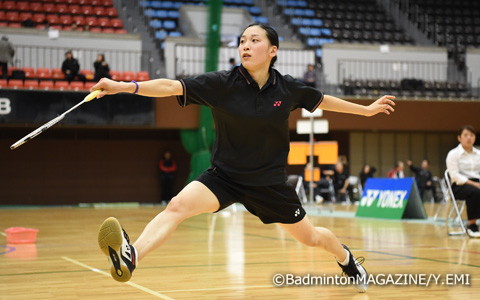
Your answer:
[287,175,308,204]
[444,170,468,236]
[433,176,449,221]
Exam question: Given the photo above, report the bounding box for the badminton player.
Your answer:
[92,23,395,292]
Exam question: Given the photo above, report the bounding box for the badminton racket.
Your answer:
[10,89,101,150]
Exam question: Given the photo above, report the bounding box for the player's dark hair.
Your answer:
[243,23,279,67]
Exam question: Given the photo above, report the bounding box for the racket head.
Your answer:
[10,115,65,150]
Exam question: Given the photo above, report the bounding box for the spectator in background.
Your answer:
[159,150,177,204]
[303,64,316,87]
[94,53,111,81]
[407,159,434,201]
[323,161,350,202]
[61,50,85,83]
[332,161,350,202]
[0,36,14,79]
[228,57,237,70]
[446,125,480,238]
[359,164,376,188]
[21,18,36,28]
[387,161,405,178]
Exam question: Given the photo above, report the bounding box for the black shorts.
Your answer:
[195,167,306,224]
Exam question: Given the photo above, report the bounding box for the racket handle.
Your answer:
[85,89,102,102]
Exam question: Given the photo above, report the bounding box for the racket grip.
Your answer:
[85,89,102,102]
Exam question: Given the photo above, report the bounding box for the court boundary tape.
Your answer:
[61,256,175,300]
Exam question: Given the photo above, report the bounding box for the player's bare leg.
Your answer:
[98,181,220,282]
[280,216,368,292]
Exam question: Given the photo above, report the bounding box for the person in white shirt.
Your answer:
[446,125,480,238]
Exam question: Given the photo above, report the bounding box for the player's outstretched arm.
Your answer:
[90,78,183,99]
[319,95,395,117]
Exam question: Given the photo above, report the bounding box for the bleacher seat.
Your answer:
[3,1,16,11]
[69,5,81,14]
[168,31,182,37]
[97,17,110,27]
[31,3,45,12]
[121,71,135,81]
[0,79,7,88]
[110,71,121,81]
[39,81,54,90]
[106,7,118,17]
[85,16,98,26]
[81,6,93,15]
[135,71,150,81]
[55,81,70,91]
[84,81,96,90]
[19,12,33,22]
[163,20,176,30]
[62,15,74,26]
[17,2,29,11]
[150,19,162,29]
[73,16,86,26]
[7,79,23,89]
[70,81,84,91]
[155,30,167,40]
[22,67,35,79]
[52,69,64,80]
[93,6,106,16]
[110,18,123,28]
[80,69,94,80]
[36,68,52,79]
[56,4,68,14]
[5,11,19,22]
[46,14,59,24]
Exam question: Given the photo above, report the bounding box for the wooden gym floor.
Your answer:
[1,203,479,299]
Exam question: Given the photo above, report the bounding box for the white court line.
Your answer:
[157,285,274,293]
[61,256,174,300]
[0,232,6,236]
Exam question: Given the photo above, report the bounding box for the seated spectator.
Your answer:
[387,161,405,178]
[407,159,434,201]
[359,164,376,188]
[303,64,316,88]
[332,161,350,202]
[322,162,350,202]
[94,53,111,81]
[21,18,36,28]
[61,50,86,83]
[0,36,14,79]
[446,125,480,238]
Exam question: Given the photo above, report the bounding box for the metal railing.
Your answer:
[338,58,449,83]
[173,43,315,79]
[12,44,154,75]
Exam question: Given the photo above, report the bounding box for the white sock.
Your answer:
[338,249,350,266]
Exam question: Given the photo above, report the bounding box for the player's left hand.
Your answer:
[365,95,395,117]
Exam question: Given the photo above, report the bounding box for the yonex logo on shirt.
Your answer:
[274,100,282,107]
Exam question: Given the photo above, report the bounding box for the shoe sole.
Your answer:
[98,217,132,282]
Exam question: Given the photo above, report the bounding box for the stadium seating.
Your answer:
[342,78,470,98]
[0,67,151,91]
[140,0,269,57]
[278,0,413,60]
[396,0,480,70]
[0,0,123,32]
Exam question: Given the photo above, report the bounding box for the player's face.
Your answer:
[238,26,277,70]
[458,129,476,149]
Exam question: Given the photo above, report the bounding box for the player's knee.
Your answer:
[301,236,320,247]
[165,195,192,217]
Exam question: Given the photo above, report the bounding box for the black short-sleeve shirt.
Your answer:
[177,65,323,186]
